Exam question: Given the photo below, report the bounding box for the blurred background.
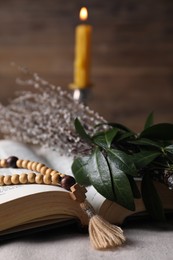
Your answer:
[0,0,172,132]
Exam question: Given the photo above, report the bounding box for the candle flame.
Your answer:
[79,7,88,21]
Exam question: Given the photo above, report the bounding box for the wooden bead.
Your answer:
[50,170,58,176]
[31,162,38,171]
[4,175,12,185]
[11,174,20,184]
[0,175,4,185]
[27,173,36,183]
[19,173,28,184]
[16,159,23,168]
[27,161,33,170]
[45,168,52,175]
[40,166,48,175]
[43,174,51,185]
[35,174,43,184]
[0,159,7,168]
[6,156,18,168]
[21,160,30,169]
[51,173,60,184]
[60,175,76,191]
[36,163,45,172]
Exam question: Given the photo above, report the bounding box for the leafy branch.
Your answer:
[72,115,173,221]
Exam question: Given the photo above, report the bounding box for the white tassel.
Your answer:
[80,201,125,250]
[89,215,125,249]
[70,184,126,250]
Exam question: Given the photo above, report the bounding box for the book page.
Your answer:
[0,140,68,204]
[37,146,106,213]
[0,139,105,212]
[34,146,74,175]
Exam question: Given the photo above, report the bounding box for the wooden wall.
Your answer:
[0,0,173,131]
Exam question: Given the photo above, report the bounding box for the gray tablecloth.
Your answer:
[1,218,173,260]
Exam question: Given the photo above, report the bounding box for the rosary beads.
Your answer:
[0,156,76,191]
[0,156,126,250]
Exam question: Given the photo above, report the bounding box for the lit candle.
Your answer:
[70,7,92,89]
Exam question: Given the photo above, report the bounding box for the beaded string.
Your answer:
[0,156,76,191]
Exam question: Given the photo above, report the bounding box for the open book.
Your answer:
[0,139,173,239]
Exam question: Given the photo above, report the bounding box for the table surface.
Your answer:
[1,218,173,260]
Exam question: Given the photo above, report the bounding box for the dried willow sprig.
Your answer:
[0,66,107,155]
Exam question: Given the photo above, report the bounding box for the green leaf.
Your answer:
[165,144,173,154]
[141,173,165,221]
[127,175,141,199]
[107,151,135,210]
[140,123,173,140]
[116,132,135,142]
[87,147,116,201]
[107,149,137,176]
[128,138,163,150]
[72,156,91,186]
[108,122,134,133]
[74,118,91,143]
[164,145,173,163]
[144,112,154,130]
[92,128,118,149]
[132,151,161,168]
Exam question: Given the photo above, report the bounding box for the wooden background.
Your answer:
[0,0,173,132]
